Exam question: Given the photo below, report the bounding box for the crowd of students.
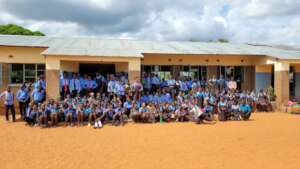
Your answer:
[0,72,273,128]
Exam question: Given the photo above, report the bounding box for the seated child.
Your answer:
[64,103,75,126]
[175,106,188,122]
[230,100,240,120]
[38,103,48,127]
[88,104,97,127]
[239,100,252,120]
[76,103,84,126]
[147,103,157,123]
[139,102,149,123]
[217,97,228,121]
[49,102,59,127]
[112,103,125,126]
[130,102,140,122]
[24,103,38,126]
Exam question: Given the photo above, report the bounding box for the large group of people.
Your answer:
[0,72,273,128]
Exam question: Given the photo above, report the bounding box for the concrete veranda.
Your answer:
[0,113,300,169]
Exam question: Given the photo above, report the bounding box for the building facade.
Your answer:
[0,35,300,110]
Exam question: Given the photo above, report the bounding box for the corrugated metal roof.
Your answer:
[0,35,299,59]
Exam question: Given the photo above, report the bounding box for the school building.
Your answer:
[0,35,300,110]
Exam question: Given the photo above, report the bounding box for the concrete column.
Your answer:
[128,59,141,84]
[207,66,218,79]
[0,63,9,91]
[255,65,272,91]
[242,66,255,91]
[274,62,290,110]
[294,65,300,98]
[45,57,61,100]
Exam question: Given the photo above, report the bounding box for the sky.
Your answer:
[0,0,299,46]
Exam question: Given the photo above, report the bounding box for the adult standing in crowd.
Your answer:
[0,86,16,122]
[17,82,30,119]
[69,73,81,98]
[227,77,237,91]
[60,73,70,99]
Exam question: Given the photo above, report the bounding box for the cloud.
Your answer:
[0,0,299,46]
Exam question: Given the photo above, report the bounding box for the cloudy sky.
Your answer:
[0,0,299,46]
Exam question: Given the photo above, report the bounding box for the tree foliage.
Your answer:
[217,38,229,43]
[0,24,45,36]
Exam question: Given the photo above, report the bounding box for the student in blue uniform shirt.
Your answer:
[49,102,59,127]
[143,73,152,92]
[64,104,75,126]
[140,93,149,104]
[31,86,45,105]
[0,86,16,122]
[79,75,87,96]
[17,83,30,119]
[95,72,105,93]
[123,97,133,118]
[69,74,81,98]
[217,97,228,121]
[179,80,188,93]
[38,103,49,127]
[151,74,160,93]
[24,103,38,125]
[116,81,125,101]
[218,75,226,91]
[34,75,46,90]
[84,76,98,94]
[60,73,70,99]
[160,79,168,89]
[239,99,252,120]
[107,77,116,99]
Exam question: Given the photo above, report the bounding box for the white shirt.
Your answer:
[0,91,14,105]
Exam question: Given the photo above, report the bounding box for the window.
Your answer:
[10,64,45,84]
[158,66,172,80]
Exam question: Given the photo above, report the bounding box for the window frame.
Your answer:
[9,63,45,85]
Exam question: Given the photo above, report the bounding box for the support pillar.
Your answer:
[274,62,290,110]
[293,65,300,99]
[45,57,61,100]
[0,63,9,90]
[255,65,272,91]
[128,59,141,84]
[242,66,255,91]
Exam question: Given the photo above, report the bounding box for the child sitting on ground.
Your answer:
[239,99,252,120]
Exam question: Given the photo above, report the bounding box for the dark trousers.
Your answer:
[18,101,28,118]
[5,105,16,122]
[60,87,70,100]
[71,90,78,98]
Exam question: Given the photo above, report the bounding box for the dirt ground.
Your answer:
[0,113,300,169]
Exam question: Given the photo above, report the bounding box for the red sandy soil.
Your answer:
[0,113,300,169]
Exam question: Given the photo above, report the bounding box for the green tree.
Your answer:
[217,38,229,43]
[0,24,45,36]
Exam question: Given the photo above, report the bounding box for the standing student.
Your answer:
[95,72,105,93]
[17,83,30,119]
[85,76,98,94]
[60,73,70,99]
[107,76,116,100]
[0,86,16,122]
[69,74,81,98]
[31,86,45,105]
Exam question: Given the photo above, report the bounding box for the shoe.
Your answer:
[98,121,102,128]
[88,123,91,127]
